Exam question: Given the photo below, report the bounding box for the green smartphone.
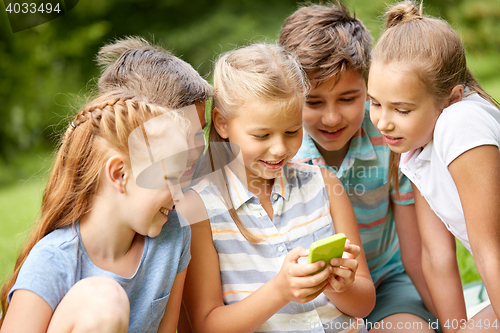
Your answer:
[307,233,346,265]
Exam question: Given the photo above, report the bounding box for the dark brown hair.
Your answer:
[279,1,372,84]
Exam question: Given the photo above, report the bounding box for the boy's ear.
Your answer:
[105,155,128,193]
[213,107,229,139]
[447,85,464,107]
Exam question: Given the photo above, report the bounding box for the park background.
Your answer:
[1,0,499,287]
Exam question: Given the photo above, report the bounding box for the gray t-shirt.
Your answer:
[9,210,191,333]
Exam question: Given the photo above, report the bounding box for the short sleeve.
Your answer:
[390,171,415,205]
[9,246,75,311]
[177,221,191,273]
[434,100,500,166]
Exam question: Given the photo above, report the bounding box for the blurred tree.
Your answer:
[0,0,299,161]
[0,0,499,167]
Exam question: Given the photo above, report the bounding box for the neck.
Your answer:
[79,192,140,265]
[315,139,351,171]
[246,171,275,198]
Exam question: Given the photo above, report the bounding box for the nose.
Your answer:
[374,109,395,133]
[322,104,342,127]
[269,136,288,157]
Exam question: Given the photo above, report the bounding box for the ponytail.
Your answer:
[374,1,500,192]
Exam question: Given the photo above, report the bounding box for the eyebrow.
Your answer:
[366,93,416,107]
[250,121,303,131]
[307,89,362,98]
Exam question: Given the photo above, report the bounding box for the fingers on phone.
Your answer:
[296,260,325,276]
[330,257,358,270]
[331,266,355,280]
[344,242,360,255]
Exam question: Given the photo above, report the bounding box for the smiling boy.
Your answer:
[280,3,441,332]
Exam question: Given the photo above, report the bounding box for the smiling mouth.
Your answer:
[264,160,282,165]
[384,134,402,140]
[260,159,285,169]
[159,207,171,216]
[321,128,343,133]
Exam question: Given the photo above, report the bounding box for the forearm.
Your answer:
[194,277,289,333]
[472,251,500,320]
[404,258,437,316]
[393,203,436,315]
[422,251,466,333]
[324,275,375,318]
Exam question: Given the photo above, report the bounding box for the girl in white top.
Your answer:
[367,1,500,332]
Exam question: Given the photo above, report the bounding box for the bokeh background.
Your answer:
[1,0,499,285]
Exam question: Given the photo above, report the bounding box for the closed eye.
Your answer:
[396,109,411,115]
[286,129,301,135]
[306,100,323,107]
[340,97,355,103]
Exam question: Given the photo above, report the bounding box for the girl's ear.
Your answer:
[105,155,128,194]
[213,107,229,139]
[447,85,464,107]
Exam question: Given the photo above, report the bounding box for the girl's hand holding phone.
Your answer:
[273,246,331,304]
[325,240,360,293]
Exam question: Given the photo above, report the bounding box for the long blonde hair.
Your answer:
[205,43,309,243]
[373,1,500,192]
[0,91,188,324]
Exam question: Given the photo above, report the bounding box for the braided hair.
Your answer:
[0,91,188,322]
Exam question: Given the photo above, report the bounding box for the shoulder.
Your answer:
[436,94,500,135]
[30,226,80,259]
[434,94,500,165]
[11,227,79,310]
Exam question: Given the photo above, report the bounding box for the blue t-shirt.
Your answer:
[9,210,191,333]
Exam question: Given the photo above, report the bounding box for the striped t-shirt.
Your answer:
[193,162,367,333]
[294,107,414,285]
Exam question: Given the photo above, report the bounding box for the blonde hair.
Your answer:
[97,36,213,109]
[0,91,188,324]
[373,1,500,192]
[206,43,309,243]
[279,1,372,84]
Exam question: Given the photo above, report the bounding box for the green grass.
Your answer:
[0,178,46,285]
[0,152,51,285]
